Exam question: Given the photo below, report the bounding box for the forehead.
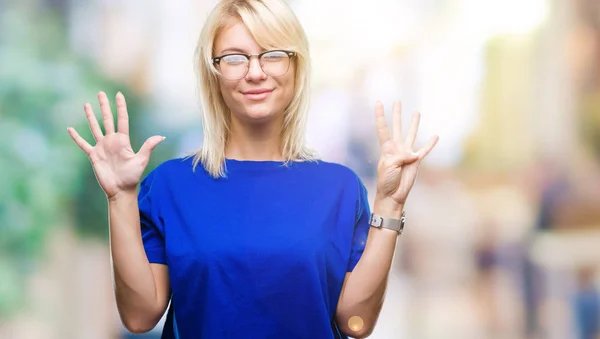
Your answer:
[214,19,262,55]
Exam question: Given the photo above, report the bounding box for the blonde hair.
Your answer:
[191,0,318,178]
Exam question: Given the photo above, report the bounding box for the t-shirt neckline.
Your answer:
[224,158,290,171]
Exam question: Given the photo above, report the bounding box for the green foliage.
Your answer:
[0,4,175,318]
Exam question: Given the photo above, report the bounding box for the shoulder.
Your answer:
[297,159,365,189]
[305,161,370,219]
[141,156,196,185]
[156,156,195,173]
[308,159,361,178]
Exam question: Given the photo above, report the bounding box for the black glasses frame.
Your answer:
[212,50,296,79]
[212,50,296,64]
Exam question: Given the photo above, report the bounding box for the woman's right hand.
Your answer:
[67,91,165,201]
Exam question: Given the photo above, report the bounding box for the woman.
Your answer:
[67,0,438,338]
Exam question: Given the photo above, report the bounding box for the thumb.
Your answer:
[388,152,419,167]
[138,135,166,158]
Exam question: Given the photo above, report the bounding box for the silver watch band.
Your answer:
[369,211,405,234]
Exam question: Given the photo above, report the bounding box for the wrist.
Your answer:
[107,189,138,204]
[373,193,404,219]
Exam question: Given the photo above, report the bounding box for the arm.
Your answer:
[109,191,171,333]
[335,197,402,338]
[335,101,439,338]
[67,91,169,334]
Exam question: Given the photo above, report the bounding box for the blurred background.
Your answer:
[1,0,600,338]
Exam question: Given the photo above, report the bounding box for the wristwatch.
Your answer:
[369,211,406,234]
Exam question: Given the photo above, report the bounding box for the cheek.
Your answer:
[218,81,239,107]
[279,72,296,104]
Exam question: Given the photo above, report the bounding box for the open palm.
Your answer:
[375,101,438,205]
[67,92,165,200]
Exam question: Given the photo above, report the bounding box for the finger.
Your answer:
[416,135,439,159]
[84,103,103,142]
[115,92,129,135]
[138,135,166,159]
[392,101,403,145]
[404,111,421,147]
[385,152,419,167]
[67,127,93,155]
[375,101,391,146]
[98,91,115,134]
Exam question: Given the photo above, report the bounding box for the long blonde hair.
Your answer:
[191,0,318,178]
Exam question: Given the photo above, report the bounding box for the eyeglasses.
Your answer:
[212,50,296,80]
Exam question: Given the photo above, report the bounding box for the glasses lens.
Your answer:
[216,51,292,79]
[219,54,249,80]
[259,51,291,77]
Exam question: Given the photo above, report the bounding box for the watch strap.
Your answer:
[369,211,405,234]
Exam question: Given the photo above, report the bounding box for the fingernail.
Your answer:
[161,136,166,140]
[412,152,419,157]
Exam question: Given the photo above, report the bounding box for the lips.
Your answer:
[242,88,273,95]
[242,88,273,101]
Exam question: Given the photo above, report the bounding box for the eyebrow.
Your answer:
[218,47,249,55]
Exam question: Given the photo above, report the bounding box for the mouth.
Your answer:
[242,88,274,101]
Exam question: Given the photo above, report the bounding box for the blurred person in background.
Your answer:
[522,158,570,338]
[573,267,600,339]
[66,0,438,338]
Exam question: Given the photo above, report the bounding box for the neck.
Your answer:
[225,116,284,161]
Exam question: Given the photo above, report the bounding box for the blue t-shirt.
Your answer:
[138,157,371,339]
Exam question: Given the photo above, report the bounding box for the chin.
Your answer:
[243,111,277,123]
[242,103,280,122]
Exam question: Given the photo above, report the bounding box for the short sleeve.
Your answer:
[346,176,371,272]
[138,170,168,265]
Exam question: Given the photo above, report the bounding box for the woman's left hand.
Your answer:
[374,101,439,205]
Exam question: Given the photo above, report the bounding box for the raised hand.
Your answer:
[67,92,165,200]
[374,101,438,205]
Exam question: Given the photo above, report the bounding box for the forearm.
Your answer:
[336,195,402,337]
[109,191,162,330]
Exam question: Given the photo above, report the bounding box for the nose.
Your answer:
[245,56,267,82]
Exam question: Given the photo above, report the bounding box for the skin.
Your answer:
[334,102,438,338]
[215,19,296,161]
[66,16,439,338]
[67,92,169,333]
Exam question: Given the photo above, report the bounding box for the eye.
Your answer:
[261,51,288,61]
[222,54,248,65]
